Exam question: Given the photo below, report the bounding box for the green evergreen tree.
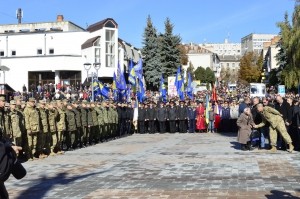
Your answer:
[194,66,206,82]
[205,67,216,84]
[142,15,161,90]
[159,18,181,79]
[277,6,300,88]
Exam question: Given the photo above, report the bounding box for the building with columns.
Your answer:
[0,15,141,91]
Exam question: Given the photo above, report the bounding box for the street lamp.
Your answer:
[83,63,91,82]
[84,62,101,102]
[93,63,100,77]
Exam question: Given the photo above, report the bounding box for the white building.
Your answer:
[200,39,241,56]
[182,44,221,78]
[0,15,141,91]
[241,33,278,55]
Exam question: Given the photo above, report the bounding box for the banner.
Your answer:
[168,76,177,97]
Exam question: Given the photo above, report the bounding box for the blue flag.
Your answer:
[160,75,167,102]
[112,72,119,101]
[137,78,145,102]
[134,58,143,80]
[129,59,134,73]
[128,67,136,86]
[175,67,184,100]
[116,62,126,90]
[93,79,109,99]
[187,73,193,100]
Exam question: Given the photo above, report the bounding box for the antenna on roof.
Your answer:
[16,8,23,24]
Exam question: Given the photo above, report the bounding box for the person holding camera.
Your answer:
[0,141,26,199]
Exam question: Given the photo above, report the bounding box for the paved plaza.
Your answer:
[5,133,300,199]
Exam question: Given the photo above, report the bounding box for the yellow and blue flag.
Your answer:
[128,67,136,86]
[160,75,167,102]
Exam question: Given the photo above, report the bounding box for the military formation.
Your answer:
[0,96,133,161]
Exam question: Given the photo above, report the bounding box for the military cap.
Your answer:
[21,101,26,105]
[0,96,5,102]
[62,99,68,103]
[13,96,20,101]
[5,102,9,107]
[56,100,62,103]
[50,101,57,106]
[28,98,36,102]
[82,100,88,104]
[39,100,46,104]
[66,103,72,107]
[10,100,16,105]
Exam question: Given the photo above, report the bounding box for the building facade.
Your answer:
[0,16,141,91]
[241,33,278,55]
[200,39,241,56]
[182,44,221,79]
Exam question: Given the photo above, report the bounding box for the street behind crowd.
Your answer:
[5,133,300,199]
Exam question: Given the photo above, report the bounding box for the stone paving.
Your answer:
[5,133,300,199]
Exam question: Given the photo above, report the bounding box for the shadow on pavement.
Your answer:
[217,132,238,137]
[230,141,240,150]
[265,190,300,199]
[15,170,107,199]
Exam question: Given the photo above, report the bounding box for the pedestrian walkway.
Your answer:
[6,133,300,199]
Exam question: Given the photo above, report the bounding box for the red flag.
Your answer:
[211,84,217,101]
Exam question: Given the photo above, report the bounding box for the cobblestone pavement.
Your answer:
[5,133,300,199]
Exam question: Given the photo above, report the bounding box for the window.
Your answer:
[0,51,4,56]
[227,63,229,67]
[37,49,42,55]
[11,51,16,56]
[49,48,54,54]
[105,29,115,67]
[232,63,235,68]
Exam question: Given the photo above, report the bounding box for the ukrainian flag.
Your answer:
[129,67,136,86]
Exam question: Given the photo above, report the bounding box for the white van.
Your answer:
[250,83,266,98]
[228,84,237,92]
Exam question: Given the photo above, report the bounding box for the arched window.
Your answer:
[104,21,116,28]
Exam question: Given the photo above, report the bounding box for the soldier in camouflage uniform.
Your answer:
[56,100,66,154]
[65,103,77,150]
[0,97,7,139]
[72,101,82,148]
[90,102,99,144]
[255,104,294,153]
[80,101,88,147]
[8,100,23,147]
[102,101,109,141]
[112,104,119,138]
[86,102,94,145]
[23,98,41,159]
[107,102,115,139]
[37,100,49,158]
[47,101,58,155]
[95,102,104,142]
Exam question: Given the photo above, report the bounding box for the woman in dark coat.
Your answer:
[237,107,255,151]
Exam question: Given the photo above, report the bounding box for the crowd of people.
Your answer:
[0,82,298,163]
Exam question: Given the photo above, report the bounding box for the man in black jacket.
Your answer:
[177,101,188,133]
[275,95,292,149]
[138,103,146,134]
[156,102,167,133]
[167,101,177,133]
[146,102,156,134]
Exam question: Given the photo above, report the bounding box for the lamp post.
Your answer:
[84,62,101,102]
[84,63,92,101]
[93,63,100,77]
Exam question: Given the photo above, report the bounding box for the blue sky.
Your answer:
[0,0,295,48]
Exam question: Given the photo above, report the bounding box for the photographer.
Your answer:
[0,139,26,199]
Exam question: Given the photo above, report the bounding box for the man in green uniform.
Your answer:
[0,97,7,139]
[37,100,49,158]
[80,101,88,147]
[90,102,99,144]
[255,103,294,152]
[72,101,82,149]
[23,98,41,160]
[65,103,77,150]
[56,100,66,154]
[47,101,58,155]
[86,102,94,145]
[95,102,104,142]
[101,101,109,141]
[8,100,23,146]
